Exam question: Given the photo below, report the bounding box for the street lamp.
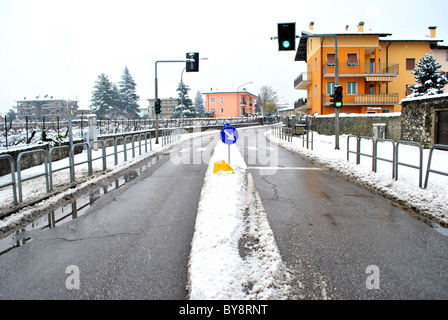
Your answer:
[236,82,253,117]
[154,59,195,144]
[180,57,208,131]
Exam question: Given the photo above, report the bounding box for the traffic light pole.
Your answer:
[297,33,340,149]
[154,60,193,144]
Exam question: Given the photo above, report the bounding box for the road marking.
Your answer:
[248,166,323,171]
[180,147,207,152]
[247,146,275,151]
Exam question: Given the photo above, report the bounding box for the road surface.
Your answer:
[1,126,447,300]
[239,127,448,299]
[0,133,217,299]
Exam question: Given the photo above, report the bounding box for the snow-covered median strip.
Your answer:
[188,141,293,299]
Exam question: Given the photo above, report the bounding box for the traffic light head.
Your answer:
[277,23,296,51]
[330,85,343,108]
[334,85,343,108]
[186,52,199,72]
[155,99,162,114]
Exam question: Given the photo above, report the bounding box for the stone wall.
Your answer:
[309,113,402,141]
[400,94,448,148]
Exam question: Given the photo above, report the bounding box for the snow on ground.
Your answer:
[188,140,292,300]
[1,125,447,300]
[267,129,448,226]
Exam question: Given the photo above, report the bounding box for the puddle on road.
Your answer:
[0,154,166,256]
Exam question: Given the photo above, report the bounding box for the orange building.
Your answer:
[294,22,443,115]
[203,90,257,118]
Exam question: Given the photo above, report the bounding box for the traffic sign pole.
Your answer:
[221,124,239,165]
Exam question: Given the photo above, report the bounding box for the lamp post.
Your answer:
[154,59,194,144]
[180,57,207,132]
[236,82,253,118]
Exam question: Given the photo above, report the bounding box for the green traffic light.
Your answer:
[282,40,290,49]
[336,102,343,108]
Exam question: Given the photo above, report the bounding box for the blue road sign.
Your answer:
[221,124,238,145]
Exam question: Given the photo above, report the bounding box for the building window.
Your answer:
[220,97,224,103]
[347,53,358,66]
[327,82,335,95]
[347,82,358,95]
[210,97,216,103]
[221,108,224,114]
[382,109,391,113]
[314,85,317,98]
[406,58,415,71]
[314,58,317,71]
[446,51,448,61]
[327,53,335,66]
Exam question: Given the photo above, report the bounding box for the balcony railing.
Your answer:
[354,94,399,105]
[323,93,399,106]
[323,63,399,76]
[294,72,311,89]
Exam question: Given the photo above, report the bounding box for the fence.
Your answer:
[0,129,180,210]
[347,135,447,189]
[271,127,447,190]
[1,116,259,148]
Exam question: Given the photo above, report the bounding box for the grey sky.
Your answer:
[1,0,447,114]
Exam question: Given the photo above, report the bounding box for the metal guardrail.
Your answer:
[424,144,448,189]
[17,150,50,203]
[302,130,313,150]
[395,141,423,188]
[0,129,180,206]
[0,155,17,205]
[346,136,434,188]
[358,136,375,172]
[49,145,72,191]
[374,138,396,178]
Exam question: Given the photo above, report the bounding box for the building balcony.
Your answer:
[294,72,311,90]
[323,63,399,79]
[323,93,399,106]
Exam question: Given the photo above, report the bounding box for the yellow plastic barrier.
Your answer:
[213,160,234,174]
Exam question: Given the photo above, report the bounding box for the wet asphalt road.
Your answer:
[1,126,448,300]
[239,127,448,299]
[0,134,217,299]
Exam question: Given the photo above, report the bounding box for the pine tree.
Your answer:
[193,91,205,117]
[172,81,196,118]
[111,84,124,118]
[90,73,115,118]
[119,66,140,118]
[409,53,448,97]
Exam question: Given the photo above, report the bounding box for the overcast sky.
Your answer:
[1,0,447,115]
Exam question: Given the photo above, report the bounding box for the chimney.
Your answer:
[429,26,437,38]
[345,25,349,31]
[309,22,314,31]
[357,21,365,32]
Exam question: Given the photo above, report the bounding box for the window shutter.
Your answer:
[327,54,335,66]
[347,53,358,66]
[406,59,415,71]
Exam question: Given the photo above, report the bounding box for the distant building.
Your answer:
[203,90,258,118]
[430,41,448,91]
[294,22,444,115]
[15,95,79,121]
[277,105,297,117]
[147,97,178,119]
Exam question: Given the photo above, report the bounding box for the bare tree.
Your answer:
[257,85,278,115]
